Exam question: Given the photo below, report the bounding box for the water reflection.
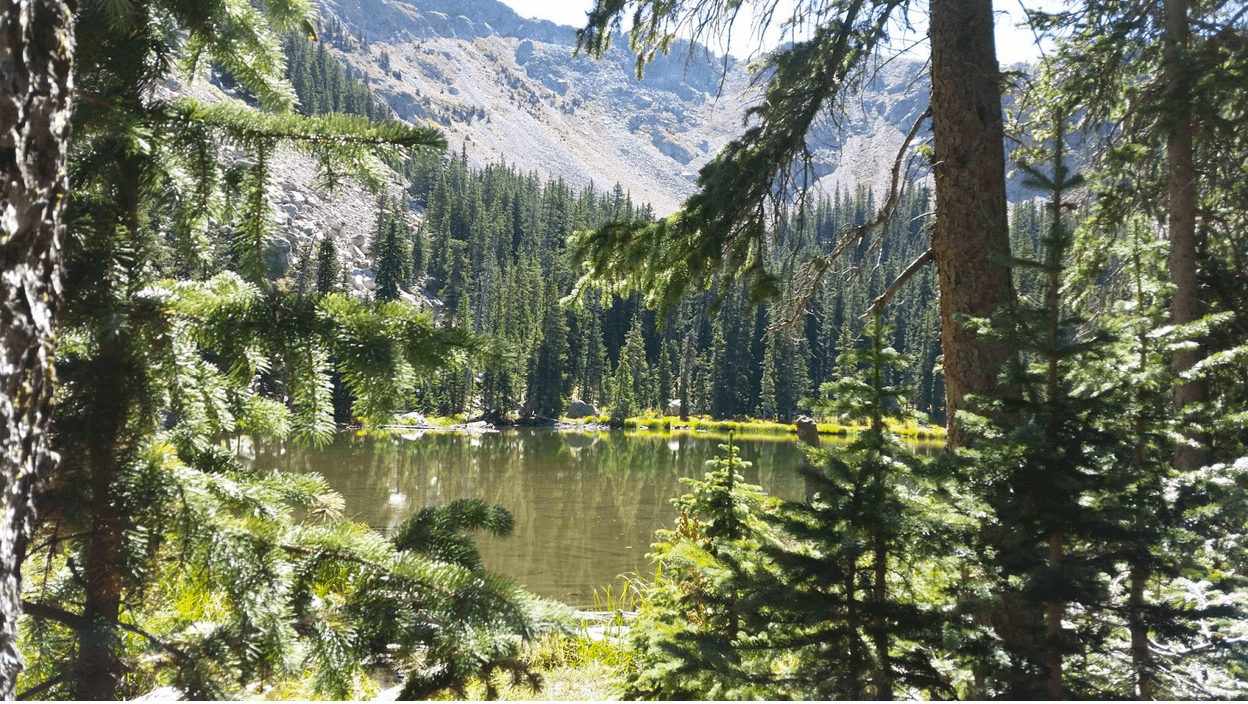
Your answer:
[244,429,807,606]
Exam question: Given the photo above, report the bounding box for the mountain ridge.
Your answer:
[315,0,942,215]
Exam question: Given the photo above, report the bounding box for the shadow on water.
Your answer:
[240,429,930,607]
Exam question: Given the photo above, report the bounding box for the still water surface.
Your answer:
[246,429,806,606]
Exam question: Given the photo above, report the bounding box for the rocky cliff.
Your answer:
[315,0,945,215]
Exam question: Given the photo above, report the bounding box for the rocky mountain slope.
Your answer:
[315,0,943,215]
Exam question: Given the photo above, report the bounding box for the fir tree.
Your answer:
[623,318,957,699]
[314,234,339,295]
[375,217,409,302]
[17,1,559,699]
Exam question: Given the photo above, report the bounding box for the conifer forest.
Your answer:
[1,0,1247,700]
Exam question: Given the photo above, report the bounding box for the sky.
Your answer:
[497,0,1064,66]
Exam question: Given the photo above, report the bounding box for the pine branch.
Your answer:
[277,543,519,609]
[21,600,87,631]
[174,99,446,151]
[16,674,65,701]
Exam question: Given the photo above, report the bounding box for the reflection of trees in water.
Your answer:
[244,431,806,603]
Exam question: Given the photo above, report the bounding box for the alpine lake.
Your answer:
[241,428,913,608]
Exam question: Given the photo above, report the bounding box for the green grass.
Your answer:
[562,414,946,442]
[444,581,642,701]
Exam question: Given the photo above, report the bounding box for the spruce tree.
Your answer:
[314,234,339,295]
[526,280,571,417]
[375,217,409,302]
[945,108,1246,698]
[17,1,560,699]
[625,315,957,699]
[608,355,636,428]
[0,0,75,695]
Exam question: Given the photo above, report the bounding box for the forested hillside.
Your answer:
[280,28,957,424]
[400,149,950,424]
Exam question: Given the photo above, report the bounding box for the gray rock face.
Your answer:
[566,400,599,418]
[263,235,292,278]
[315,0,1042,217]
[314,0,968,215]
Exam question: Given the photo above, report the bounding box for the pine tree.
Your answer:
[622,314,652,413]
[16,1,560,699]
[608,354,636,428]
[624,438,786,699]
[314,234,339,295]
[525,280,570,416]
[624,311,958,699]
[574,0,1015,443]
[0,0,75,695]
[375,217,409,302]
[945,109,1246,698]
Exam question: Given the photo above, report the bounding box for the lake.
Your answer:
[241,429,808,607]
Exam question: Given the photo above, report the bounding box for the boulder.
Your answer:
[665,399,682,416]
[566,399,598,418]
[397,411,429,427]
[263,235,291,277]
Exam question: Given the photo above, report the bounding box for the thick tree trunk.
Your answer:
[929,0,1015,447]
[0,0,75,697]
[930,0,1051,696]
[1164,0,1207,471]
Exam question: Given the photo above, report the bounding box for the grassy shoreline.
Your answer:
[396,413,946,443]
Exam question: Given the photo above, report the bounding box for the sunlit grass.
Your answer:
[561,414,946,442]
[438,580,641,701]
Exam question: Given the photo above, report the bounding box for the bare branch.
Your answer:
[769,106,932,332]
[17,674,66,701]
[859,248,934,320]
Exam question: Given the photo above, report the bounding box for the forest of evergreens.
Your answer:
[1,0,1245,700]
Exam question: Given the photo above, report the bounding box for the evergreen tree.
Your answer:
[525,280,571,416]
[16,1,558,699]
[621,314,652,413]
[953,109,1247,698]
[625,311,957,699]
[314,234,339,295]
[608,354,636,428]
[375,217,410,302]
[575,0,1016,443]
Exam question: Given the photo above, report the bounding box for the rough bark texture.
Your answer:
[930,0,1049,695]
[1164,0,1207,472]
[0,0,75,696]
[929,0,1015,446]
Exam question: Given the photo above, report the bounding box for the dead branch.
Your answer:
[770,106,932,332]
[859,248,935,320]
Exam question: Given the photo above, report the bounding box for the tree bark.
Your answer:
[1163,0,1207,471]
[0,0,75,697]
[929,0,1016,447]
[930,0,1051,695]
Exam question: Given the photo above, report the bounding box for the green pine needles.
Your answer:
[19,0,559,699]
[617,104,1248,700]
[952,106,1248,699]
[624,319,959,700]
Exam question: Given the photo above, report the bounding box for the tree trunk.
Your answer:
[930,0,1050,695]
[76,339,129,700]
[0,0,75,697]
[1163,0,1207,471]
[928,0,1015,446]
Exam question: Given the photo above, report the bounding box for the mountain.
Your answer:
[315,0,940,215]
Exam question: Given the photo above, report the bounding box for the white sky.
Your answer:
[497,0,1064,66]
